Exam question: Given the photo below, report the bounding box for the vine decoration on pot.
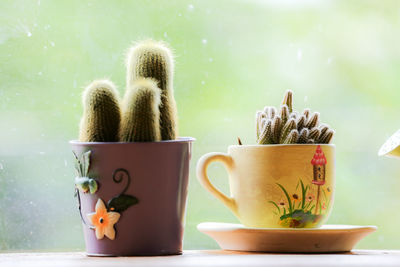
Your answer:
[74,151,139,240]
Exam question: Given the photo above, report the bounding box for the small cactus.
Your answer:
[126,40,177,140]
[256,90,335,144]
[78,40,179,143]
[119,78,161,142]
[79,80,121,142]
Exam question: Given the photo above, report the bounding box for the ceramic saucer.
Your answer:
[197,222,377,253]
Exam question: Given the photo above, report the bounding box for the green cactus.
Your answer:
[297,115,306,131]
[280,104,289,124]
[305,112,319,129]
[271,116,282,144]
[282,90,293,113]
[126,40,177,140]
[308,127,321,141]
[279,118,297,143]
[283,129,299,144]
[79,80,121,142]
[255,91,335,144]
[302,108,310,119]
[119,78,161,142]
[298,128,309,144]
[258,119,273,144]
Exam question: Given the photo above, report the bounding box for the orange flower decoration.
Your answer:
[306,194,315,202]
[291,194,301,203]
[87,199,120,240]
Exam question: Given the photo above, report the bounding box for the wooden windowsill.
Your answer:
[1,250,400,266]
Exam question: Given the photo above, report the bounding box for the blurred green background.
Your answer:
[0,0,399,251]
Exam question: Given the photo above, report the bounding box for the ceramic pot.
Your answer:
[70,137,194,256]
[197,144,335,228]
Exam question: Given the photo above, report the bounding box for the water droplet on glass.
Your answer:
[188,4,194,11]
[201,81,205,85]
[27,31,32,37]
[38,72,42,76]
[202,39,207,45]
[50,41,55,47]
[209,58,213,62]
[178,13,182,17]
[327,57,333,64]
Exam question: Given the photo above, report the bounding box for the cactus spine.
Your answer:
[256,90,335,144]
[126,40,177,140]
[119,78,161,142]
[79,80,121,142]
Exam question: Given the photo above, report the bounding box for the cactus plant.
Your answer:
[79,80,121,142]
[256,90,335,144]
[126,40,177,140]
[78,40,179,143]
[119,78,161,142]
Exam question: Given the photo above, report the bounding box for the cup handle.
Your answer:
[196,152,237,216]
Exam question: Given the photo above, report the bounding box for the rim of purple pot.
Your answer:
[69,136,195,145]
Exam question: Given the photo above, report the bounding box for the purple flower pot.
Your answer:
[70,137,195,256]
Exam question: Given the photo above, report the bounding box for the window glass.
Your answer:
[0,0,398,250]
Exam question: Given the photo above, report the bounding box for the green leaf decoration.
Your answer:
[75,177,90,193]
[269,200,281,215]
[108,194,139,213]
[276,183,293,213]
[89,179,98,194]
[75,177,98,194]
[73,152,82,177]
[73,150,92,177]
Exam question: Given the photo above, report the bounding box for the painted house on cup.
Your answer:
[311,145,327,185]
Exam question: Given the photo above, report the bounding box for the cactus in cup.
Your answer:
[256,90,335,144]
[79,40,178,143]
[79,80,121,142]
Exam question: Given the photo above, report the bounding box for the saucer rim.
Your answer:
[197,222,378,233]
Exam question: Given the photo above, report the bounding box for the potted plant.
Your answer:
[71,40,194,256]
[197,91,335,228]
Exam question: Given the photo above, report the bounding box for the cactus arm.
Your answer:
[282,90,293,113]
[280,104,289,124]
[320,129,334,144]
[297,115,306,131]
[257,119,273,144]
[302,108,310,119]
[279,118,297,143]
[119,78,161,142]
[298,128,309,143]
[271,116,282,144]
[283,129,299,144]
[305,112,320,129]
[79,80,121,142]
[126,40,177,140]
[308,127,321,142]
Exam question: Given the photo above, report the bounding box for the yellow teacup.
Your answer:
[197,144,335,228]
